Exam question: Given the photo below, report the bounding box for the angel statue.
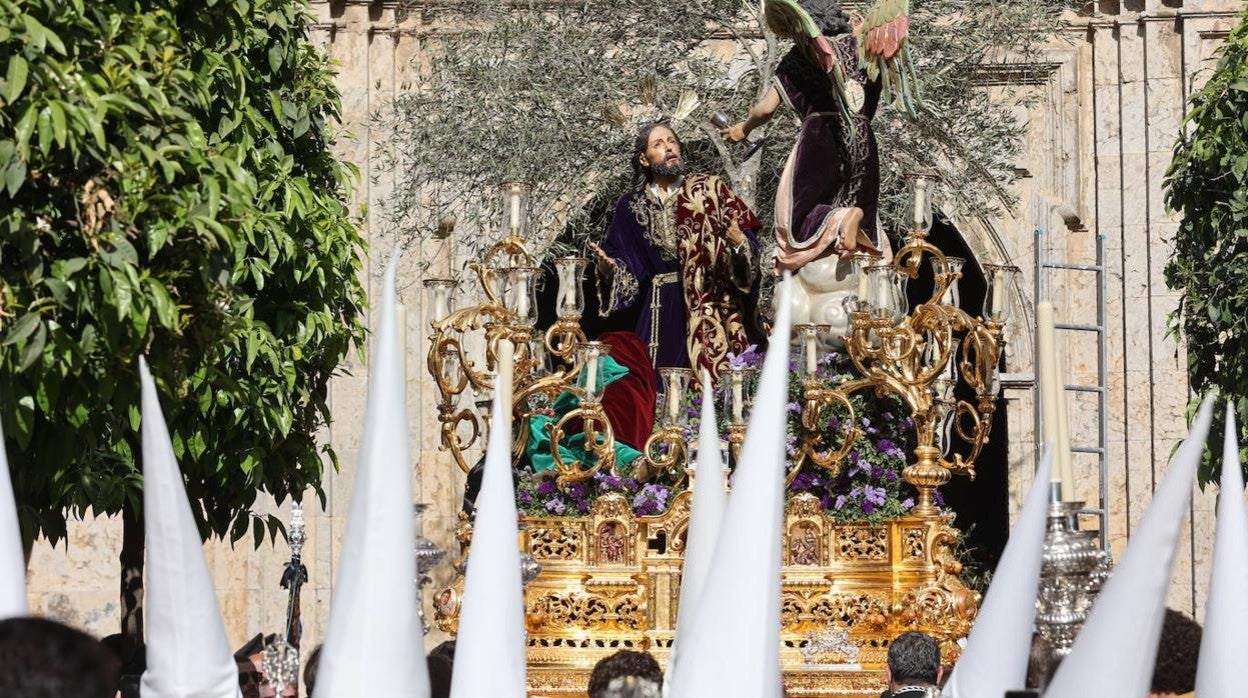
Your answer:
[721,0,917,342]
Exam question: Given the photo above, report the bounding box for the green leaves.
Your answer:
[0,0,365,548]
[1165,6,1248,487]
[3,55,28,103]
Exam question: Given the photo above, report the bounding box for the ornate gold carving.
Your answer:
[527,525,584,561]
[834,526,888,561]
[904,527,926,559]
[436,503,979,695]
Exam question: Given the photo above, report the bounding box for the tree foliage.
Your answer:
[382,0,1073,272]
[0,0,366,545]
[1164,6,1248,485]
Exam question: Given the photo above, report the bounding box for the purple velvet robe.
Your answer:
[773,34,883,263]
[597,174,762,378]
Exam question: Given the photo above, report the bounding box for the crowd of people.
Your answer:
[0,612,1208,697]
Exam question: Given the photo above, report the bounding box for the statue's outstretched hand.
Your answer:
[720,122,749,143]
[588,242,615,278]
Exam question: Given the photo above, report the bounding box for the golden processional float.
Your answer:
[424,178,1019,697]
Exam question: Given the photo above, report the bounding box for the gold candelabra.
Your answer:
[426,176,1017,516]
[789,173,1018,515]
[425,182,689,486]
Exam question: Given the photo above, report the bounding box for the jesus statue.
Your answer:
[590,121,764,380]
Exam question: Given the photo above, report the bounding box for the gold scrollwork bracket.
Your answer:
[548,403,617,488]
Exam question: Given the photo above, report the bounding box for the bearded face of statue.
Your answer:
[639,125,685,180]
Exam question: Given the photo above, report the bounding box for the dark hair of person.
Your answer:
[428,653,453,698]
[303,644,322,698]
[587,649,663,698]
[800,0,852,36]
[0,617,119,698]
[887,631,941,686]
[631,121,683,188]
[1150,607,1202,694]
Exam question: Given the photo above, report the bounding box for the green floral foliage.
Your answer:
[0,0,365,545]
[1164,7,1248,486]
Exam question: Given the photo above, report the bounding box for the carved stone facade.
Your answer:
[21,0,1246,663]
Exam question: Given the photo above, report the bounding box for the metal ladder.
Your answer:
[1034,226,1110,550]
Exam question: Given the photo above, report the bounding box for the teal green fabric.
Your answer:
[527,356,642,473]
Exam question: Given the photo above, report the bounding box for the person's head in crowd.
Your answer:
[0,617,118,698]
[428,652,453,698]
[101,633,146,698]
[601,675,661,698]
[303,644,322,698]
[1149,608,1201,697]
[238,657,264,698]
[886,632,942,694]
[587,650,663,698]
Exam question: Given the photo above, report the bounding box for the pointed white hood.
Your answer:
[666,274,794,698]
[1195,403,1248,696]
[0,418,27,620]
[942,448,1053,698]
[669,371,729,670]
[138,357,241,698]
[449,341,527,698]
[314,255,429,697]
[1044,394,1216,698]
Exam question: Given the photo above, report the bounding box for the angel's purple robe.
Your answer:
[773,34,884,270]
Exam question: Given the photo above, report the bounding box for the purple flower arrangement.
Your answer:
[516,469,683,518]
[517,347,919,523]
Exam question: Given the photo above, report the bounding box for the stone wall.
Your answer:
[22,0,1246,654]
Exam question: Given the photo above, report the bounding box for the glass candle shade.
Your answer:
[498,266,540,326]
[577,341,611,403]
[553,257,589,319]
[423,278,457,327]
[931,256,965,307]
[499,181,532,238]
[796,324,821,376]
[528,336,549,375]
[867,264,907,320]
[907,172,937,232]
[659,367,693,427]
[934,397,957,457]
[722,366,755,427]
[439,351,463,389]
[983,264,1020,323]
[850,252,875,311]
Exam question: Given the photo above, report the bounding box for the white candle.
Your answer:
[1037,302,1075,498]
[433,289,450,323]
[509,192,521,232]
[857,266,870,303]
[515,275,530,320]
[585,352,598,397]
[732,374,744,422]
[556,264,572,315]
[805,331,818,374]
[914,187,927,229]
[668,383,680,421]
